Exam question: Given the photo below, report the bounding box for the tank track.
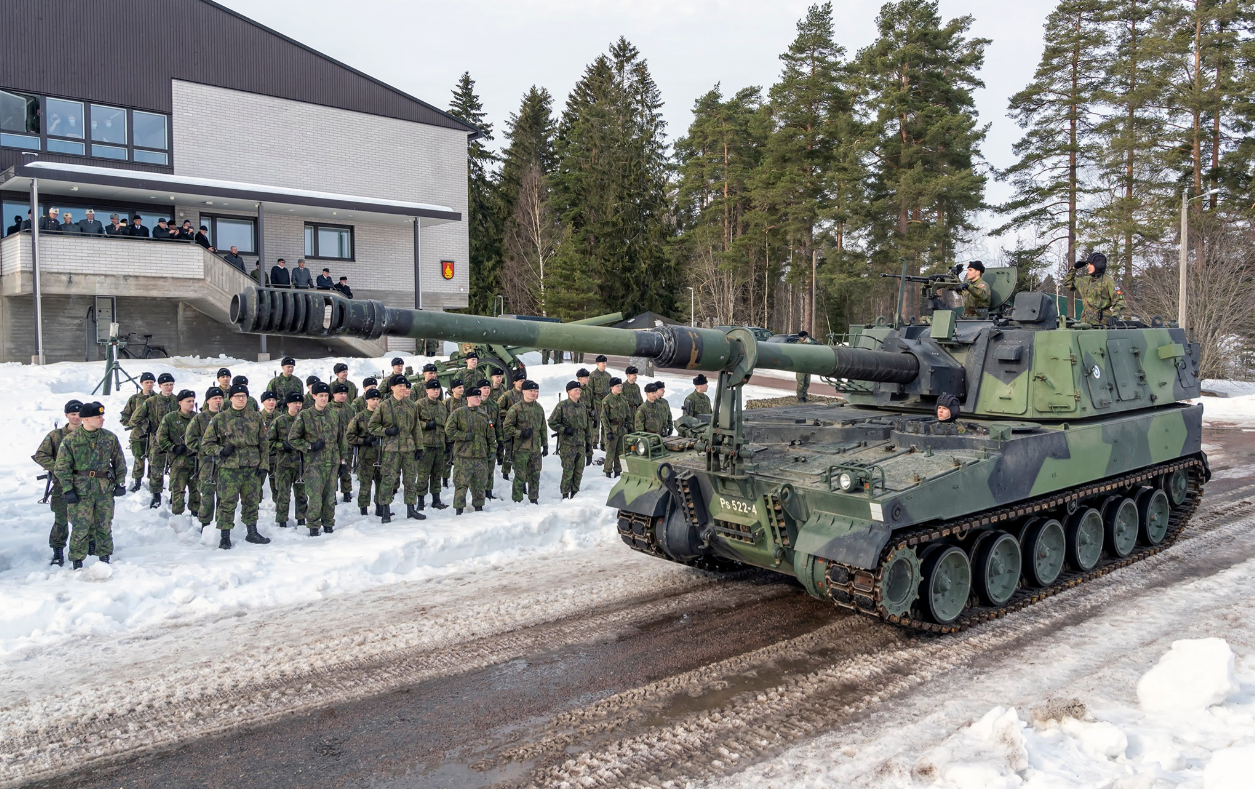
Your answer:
[824,456,1207,634]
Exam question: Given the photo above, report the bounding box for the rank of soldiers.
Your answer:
[34,352,697,570]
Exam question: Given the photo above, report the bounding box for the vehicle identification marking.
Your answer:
[719,496,756,516]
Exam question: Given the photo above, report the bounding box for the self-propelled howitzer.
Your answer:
[231,285,1210,634]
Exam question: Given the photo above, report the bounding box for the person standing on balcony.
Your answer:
[316,268,334,290]
[291,259,313,289]
[195,225,215,252]
[151,218,175,240]
[129,215,149,238]
[59,212,82,234]
[177,220,195,242]
[105,214,124,235]
[5,215,21,236]
[270,258,290,287]
[78,209,104,235]
[333,276,353,299]
[222,246,246,272]
[41,208,62,232]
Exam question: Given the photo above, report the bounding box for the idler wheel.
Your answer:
[878,547,921,619]
[1136,487,1171,546]
[1102,496,1139,558]
[1066,507,1104,572]
[920,545,970,625]
[1020,517,1066,587]
[1161,468,1189,506]
[974,531,1021,606]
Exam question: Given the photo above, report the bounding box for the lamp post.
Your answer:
[1179,187,1220,332]
[688,286,695,327]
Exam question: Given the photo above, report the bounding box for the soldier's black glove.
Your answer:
[520,427,533,440]
[585,452,593,467]
[257,468,267,479]
[311,438,326,452]
[414,449,423,461]
[112,484,125,497]
[65,490,80,504]
[369,436,380,446]
[283,441,295,452]
[425,420,437,431]
[219,444,235,458]
[1074,259,1088,269]
[563,426,575,436]
[542,444,549,457]
[496,446,504,464]
[172,444,187,456]
[385,426,400,436]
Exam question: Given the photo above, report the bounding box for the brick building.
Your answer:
[0,0,475,363]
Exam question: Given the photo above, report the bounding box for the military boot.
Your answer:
[474,505,483,512]
[278,520,288,528]
[502,470,510,481]
[50,547,64,566]
[72,559,83,570]
[219,530,232,550]
[407,504,426,520]
[529,498,539,505]
[129,479,142,493]
[455,508,464,515]
[297,518,306,526]
[245,524,271,545]
[100,555,110,564]
[360,506,368,516]
[308,526,321,537]
[324,524,334,534]
[149,493,161,509]
[374,503,383,517]
[485,490,497,500]
[430,495,449,510]
[342,491,351,502]
[381,504,392,524]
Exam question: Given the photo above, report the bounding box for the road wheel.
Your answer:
[1021,517,1066,587]
[921,545,970,625]
[1102,496,1139,558]
[878,547,921,619]
[1135,487,1171,546]
[1066,507,1104,572]
[974,531,1020,606]
[1161,468,1188,506]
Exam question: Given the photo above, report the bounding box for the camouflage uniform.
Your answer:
[120,390,154,486]
[479,395,503,497]
[288,406,349,531]
[682,390,712,418]
[548,398,595,497]
[347,409,383,509]
[635,400,673,436]
[795,337,816,400]
[600,392,632,477]
[200,407,269,532]
[266,373,304,403]
[1064,269,1125,324]
[962,277,992,317]
[497,386,525,478]
[155,409,200,515]
[129,392,178,495]
[267,411,307,524]
[185,408,219,528]
[589,369,613,448]
[503,400,546,502]
[414,395,449,502]
[259,407,279,501]
[622,381,643,432]
[443,394,466,485]
[368,396,424,507]
[53,427,126,561]
[33,422,78,552]
[332,378,359,404]
[444,404,497,509]
[329,400,354,499]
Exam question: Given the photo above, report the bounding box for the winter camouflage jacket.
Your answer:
[414,396,449,447]
[682,391,712,418]
[201,406,269,470]
[128,392,179,441]
[267,412,302,470]
[184,409,219,458]
[346,409,381,466]
[444,404,497,459]
[498,387,525,413]
[589,369,613,402]
[34,423,78,493]
[503,401,546,454]
[601,393,633,436]
[54,427,126,495]
[1064,269,1125,323]
[288,405,349,468]
[636,400,673,436]
[367,396,424,452]
[266,373,305,402]
[549,398,595,454]
[156,410,197,470]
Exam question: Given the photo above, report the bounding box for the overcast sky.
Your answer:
[219,0,1058,250]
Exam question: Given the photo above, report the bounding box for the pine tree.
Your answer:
[498,86,557,218]
[448,72,503,314]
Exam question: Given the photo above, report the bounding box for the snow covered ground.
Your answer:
[0,351,780,660]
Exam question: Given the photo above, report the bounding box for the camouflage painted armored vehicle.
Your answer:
[231,279,1208,633]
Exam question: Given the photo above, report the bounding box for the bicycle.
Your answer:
[118,333,169,359]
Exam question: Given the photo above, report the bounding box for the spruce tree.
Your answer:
[498,86,557,218]
[448,72,503,314]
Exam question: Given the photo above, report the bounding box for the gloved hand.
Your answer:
[414,449,423,461]
[425,420,437,431]
[385,425,400,437]
[1074,259,1088,269]
[585,452,593,467]
[112,484,125,497]
[519,427,533,440]
[369,436,380,446]
[563,426,574,436]
[310,438,326,452]
[585,442,592,455]
[172,444,187,456]
[282,441,295,452]
[339,462,348,476]
[65,490,80,504]
[219,444,235,458]
[496,446,504,464]
[257,467,267,479]
[542,444,549,457]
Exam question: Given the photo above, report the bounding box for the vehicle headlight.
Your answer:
[838,472,854,491]
[637,442,649,456]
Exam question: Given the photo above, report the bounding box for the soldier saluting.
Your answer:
[53,402,126,569]
[33,399,83,566]
[1065,252,1125,325]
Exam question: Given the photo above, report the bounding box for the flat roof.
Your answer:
[2,162,460,226]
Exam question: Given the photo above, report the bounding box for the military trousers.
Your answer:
[130,438,148,482]
[796,373,811,400]
[49,484,68,549]
[303,464,338,528]
[147,437,168,495]
[453,457,491,509]
[339,452,353,497]
[511,449,542,502]
[196,459,217,526]
[414,444,444,498]
[68,490,115,561]
[215,466,262,531]
[442,444,454,486]
[273,464,307,523]
[558,446,585,497]
[168,464,201,516]
[501,438,514,478]
[356,452,383,508]
[604,431,624,476]
[380,451,419,506]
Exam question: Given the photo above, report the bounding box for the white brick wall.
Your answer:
[0,234,204,279]
[170,80,469,308]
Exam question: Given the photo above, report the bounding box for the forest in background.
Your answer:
[445,0,1255,378]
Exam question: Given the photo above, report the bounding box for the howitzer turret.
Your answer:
[232,280,1209,636]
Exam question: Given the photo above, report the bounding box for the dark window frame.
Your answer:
[303,221,355,262]
[0,86,172,168]
[203,213,257,254]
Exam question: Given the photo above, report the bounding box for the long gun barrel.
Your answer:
[230,287,919,385]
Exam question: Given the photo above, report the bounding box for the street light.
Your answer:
[688,286,695,327]
[1179,187,1221,331]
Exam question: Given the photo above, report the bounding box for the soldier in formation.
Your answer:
[961,261,991,317]
[443,379,466,488]
[549,381,595,499]
[600,378,630,478]
[368,374,426,523]
[258,390,278,501]
[330,382,354,501]
[128,372,178,508]
[54,401,127,569]
[303,375,321,408]
[121,372,154,492]
[266,357,304,403]
[476,379,503,499]
[1065,252,1125,324]
[418,364,442,399]
[502,380,546,503]
[268,392,307,529]
[232,375,260,411]
[331,362,358,403]
[352,377,378,412]
[445,387,497,514]
[489,371,507,406]
[415,379,450,512]
[636,382,673,436]
[795,331,815,401]
[498,372,526,481]
[215,368,233,397]
[347,388,383,516]
[200,384,272,549]
[683,375,713,418]
[33,399,83,566]
[287,381,348,536]
[186,386,223,531]
[589,356,613,449]
[622,366,643,430]
[156,389,200,517]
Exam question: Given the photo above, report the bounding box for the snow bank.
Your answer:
[1194,393,1255,427]
[1138,638,1239,713]
[0,352,768,658]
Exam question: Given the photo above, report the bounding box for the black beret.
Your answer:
[595,355,608,362]
[216,367,231,378]
[260,390,276,402]
[797,330,810,338]
[79,402,105,418]
[389,374,409,388]
[521,380,539,391]
[284,392,303,404]
[491,370,504,377]
[693,374,708,386]
[232,375,248,386]
[424,379,441,390]
[206,386,225,399]
[158,373,175,384]
[422,364,438,373]
[176,389,196,401]
[391,357,404,366]
[229,384,249,396]
[656,381,666,388]
[465,351,478,359]
[967,260,985,273]
[476,379,491,389]
[609,377,622,387]
[281,356,296,366]
[331,382,348,394]
[644,382,657,393]
[333,362,348,373]
[576,368,590,378]
[625,366,638,375]
[565,380,580,392]
[139,372,156,382]
[64,399,83,414]
[363,377,378,386]
[305,375,320,386]
[513,371,527,381]
[364,388,381,400]
[466,388,482,398]
[311,382,330,395]
[450,379,465,389]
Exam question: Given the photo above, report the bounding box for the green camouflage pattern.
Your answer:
[379,451,419,506]
[157,410,199,515]
[1064,269,1125,324]
[504,400,546,501]
[635,400,672,436]
[130,393,178,493]
[121,390,154,482]
[369,396,423,451]
[288,405,349,527]
[682,391,712,418]
[202,406,268,531]
[54,427,126,560]
[347,408,383,507]
[445,405,496,459]
[266,373,304,402]
[215,466,263,531]
[185,409,219,526]
[34,423,77,547]
[452,457,493,509]
[962,277,991,316]
[601,393,632,476]
[549,398,593,497]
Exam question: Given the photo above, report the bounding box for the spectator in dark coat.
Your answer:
[316,268,334,289]
[151,218,175,240]
[222,246,247,272]
[291,259,313,289]
[178,220,196,241]
[78,209,104,235]
[129,215,149,238]
[270,259,291,287]
[195,225,215,252]
[21,211,33,231]
[60,212,83,233]
[333,276,353,299]
[105,214,125,235]
[5,215,21,236]
[41,208,62,232]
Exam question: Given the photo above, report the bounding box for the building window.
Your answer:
[204,215,256,254]
[133,111,168,165]
[304,222,354,260]
[90,104,126,145]
[0,89,40,150]
[46,98,84,140]
[1,89,172,165]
